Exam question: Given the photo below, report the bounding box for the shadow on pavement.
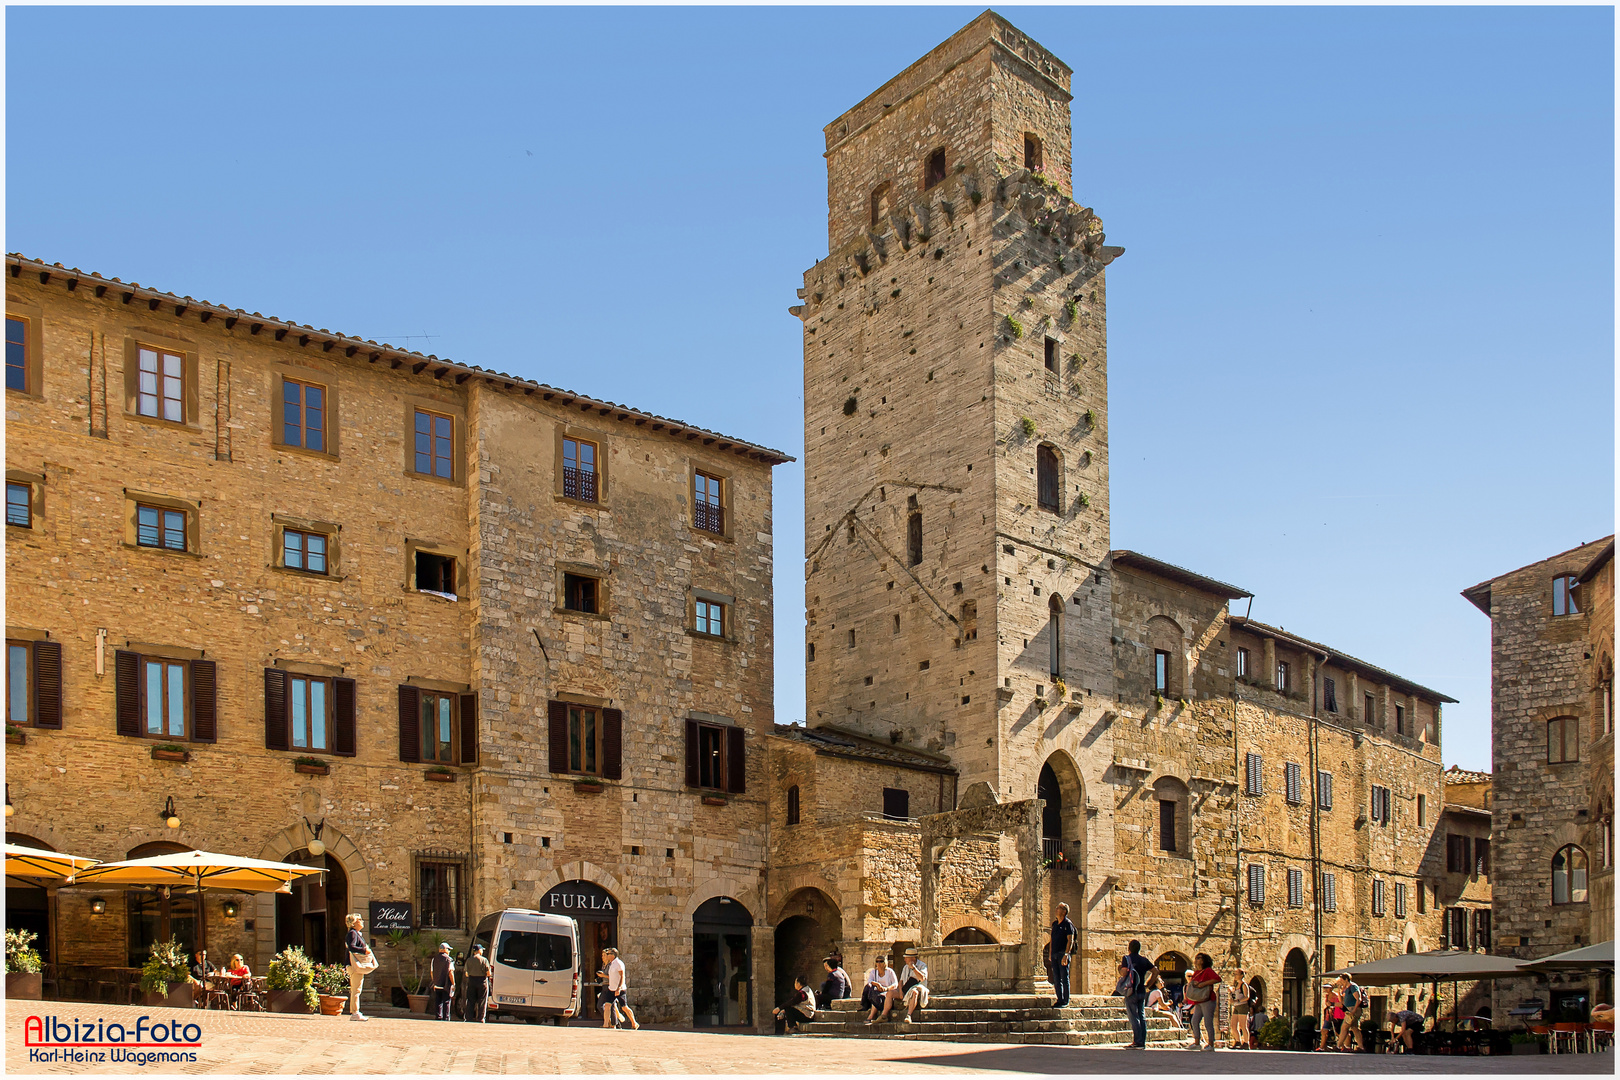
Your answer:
[883,1046,1616,1074]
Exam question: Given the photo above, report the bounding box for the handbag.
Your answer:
[1185,978,1212,1004]
[353,948,379,973]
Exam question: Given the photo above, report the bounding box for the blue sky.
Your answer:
[8,6,1612,771]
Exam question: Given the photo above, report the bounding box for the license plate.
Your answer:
[497,995,527,1004]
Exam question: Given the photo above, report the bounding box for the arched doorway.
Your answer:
[944,926,996,945]
[1283,949,1309,1019]
[1249,975,1267,1013]
[693,897,752,1027]
[1156,952,1189,1000]
[539,880,619,1012]
[773,888,841,1007]
[1036,753,1084,870]
[273,849,347,964]
[5,833,53,964]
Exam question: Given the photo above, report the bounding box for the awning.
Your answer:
[1330,949,1527,987]
[68,849,324,892]
[1517,941,1614,974]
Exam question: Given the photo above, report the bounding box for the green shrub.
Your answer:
[313,963,352,998]
[267,945,320,1012]
[1019,417,1037,438]
[138,937,189,995]
[1076,492,1091,509]
[1258,1016,1291,1049]
[1006,316,1024,339]
[843,396,858,416]
[1065,298,1078,322]
[5,928,42,974]
[1083,408,1096,429]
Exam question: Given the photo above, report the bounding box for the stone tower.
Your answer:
[796,11,1122,797]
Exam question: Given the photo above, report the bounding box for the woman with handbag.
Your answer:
[1184,954,1221,1050]
[344,913,376,1022]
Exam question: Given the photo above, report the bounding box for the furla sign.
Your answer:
[540,880,616,914]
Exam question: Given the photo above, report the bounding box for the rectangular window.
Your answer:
[1370,785,1390,826]
[907,512,923,566]
[416,551,456,595]
[961,601,978,641]
[137,347,185,422]
[7,641,30,725]
[697,722,726,789]
[1245,752,1262,796]
[1159,799,1177,852]
[1288,867,1303,907]
[1417,793,1427,827]
[1444,907,1467,949]
[694,599,725,638]
[283,529,329,575]
[1447,835,1471,874]
[1395,703,1406,736]
[1475,837,1490,876]
[1322,873,1337,912]
[693,472,724,534]
[1043,336,1058,373]
[1372,878,1386,917]
[1395,882,1408,919]
[6,481,31,528]
[563,573,598,614]
[419,690,457,764]
[1325,944,1336,972]
[923,147,947,190]
[1318,770,1334,810]
[1154,650,1169,693]
[568,705,600,775]
[1024,133,1043,171]
[288,675,329,751]
[1247,864,1265,905]
[806,642,816,662]
[1553,574,1581,616]
[6,317,27,392]
[143,658,188,738]
[1237,647,1249,678]
[1549,716,1579,764]
[1285,762,1302,805]
[136,504,188,551]
[1275,661,1289,692]
[1473,908,1491,951]
[1323,677,1338,712]
[882,787,910,821]
[562,437,597,502]
[419,861,462,930]
[282,378,327,452]
[1417,880,1426,914]
[1365,692,1376,726]
[413,409,454,479]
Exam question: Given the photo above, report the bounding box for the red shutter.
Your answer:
[190,659,217,743]
[684,719,700,787]
[264,669,289,751]
[32,640,61,729]
[115,650,141,737]
[725,725,746,793]
[459,692,478,766]
[602,708,623,780]
[333,677,357,757]
[547,700,569,773]
[398,685,420,762]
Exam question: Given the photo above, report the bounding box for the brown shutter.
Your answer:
[602,708,623,780]
[725,725,745,793]
[190,659,217,743]
[685,719,700,787]
[333,677,357,757]
[264,669,289,751]
[115,650,141,737]
[32,640,61,729]
[398,685,420,762]
[547,700,569,773]
[459,692,478,766]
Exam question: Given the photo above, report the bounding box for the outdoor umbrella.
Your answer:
[1330,949,1530,1033]
[4,842,99,882]
[1517,941,1614,975]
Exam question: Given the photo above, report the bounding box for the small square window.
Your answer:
[136,504,188,551]
[564,573,599,614]
[413,409,454,479]
[284,529,329,575]
[695,599,726,638]
[416,551,456,595]
[882,787,910,821]
[6,482,31,528]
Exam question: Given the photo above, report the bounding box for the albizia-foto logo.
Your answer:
[24,1016,201,1066]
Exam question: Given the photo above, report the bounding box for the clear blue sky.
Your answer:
[8,7,1612,772]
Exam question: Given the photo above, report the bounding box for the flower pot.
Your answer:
[295,762,330,776]
[139,986,194,1009]
[268,988,313,1014]
[408,993,431,1014]
[318,993,346,1016]
[151,748,190,763]
[424,771,455,783]
[5,972,41,999]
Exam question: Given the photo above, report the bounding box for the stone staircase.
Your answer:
[797,993,1186,1047]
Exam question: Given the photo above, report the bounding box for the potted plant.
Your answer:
[1509,1032,1546,1055]
[5,723,25,746]
[293,756,330,776]
[1258,1016,1291,1050]
[4,928,43,999]
[313,963,350,1015]
[384,929,432,1012]
[265,945,318,1013]
[150,743,190,763]
[137,937,194,1008]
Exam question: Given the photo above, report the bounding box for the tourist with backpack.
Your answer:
[1115,939,1155,1048]
[1335,974,1366,1051]
[1183,953,1221,1050]
[1228,968,1255,1048]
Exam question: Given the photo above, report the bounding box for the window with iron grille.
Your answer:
[694,472,724,534]
[1323,677,1338,712]
[419,859,463,929]
[1287,867,1303,908]
[1395,882,1408,918]
[1372,878,1386,917]
[1318,770,1334,810]
[562,437,597,502]
[1247,864,1265,905]
[1245,753,1262,796]
[1322,872,1337,912]
[136,504,188,551]
[1285,762,1302,805]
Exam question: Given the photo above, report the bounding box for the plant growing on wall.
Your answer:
[1076,492,1091,510]
[843,396,858,416]
[138,937,190,995]
[1052,677,1067,699]
[1006,316,1024,339]
[1083,409,1096,429]
[1065,298,1078,323]
[1020,417,1037,438]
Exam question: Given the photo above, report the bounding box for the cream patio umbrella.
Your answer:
[4,842,99,882]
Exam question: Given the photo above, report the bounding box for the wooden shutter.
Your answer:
[333,677,357,757]
[725,725,746,793]
[264,669,289,751]
[397,685,420,763]
[459,692,478,766]
[601,708,623,780]
[115,650,141,737]
[684,719,700,787]
[32,640,61,729]
[547,700,569,773]
[191,659,218,743]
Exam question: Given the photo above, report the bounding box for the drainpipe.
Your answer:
[1307,644,1329,1014]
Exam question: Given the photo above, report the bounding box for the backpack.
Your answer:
[1114,960,1142,997]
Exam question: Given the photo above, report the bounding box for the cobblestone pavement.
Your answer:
[5,1004,1611,1074]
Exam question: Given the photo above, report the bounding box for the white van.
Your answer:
[471,909,582,1023]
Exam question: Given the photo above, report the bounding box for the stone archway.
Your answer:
[773,888,842,1007]
[255,822,370,971]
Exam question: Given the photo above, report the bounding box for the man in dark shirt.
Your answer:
[463,943,491,1023]
[430,942,456,1021]
[1048,903,1077,1008]
[1120,939,1154,1048]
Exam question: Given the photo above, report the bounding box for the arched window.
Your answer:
[1153,776,1189,855]
[1037,445,1061,513]
[923,148,947,190]
[869,182,892,228]
[1048,595,1063,679]
[786,785,800,826]
[1552,845,1588,904]
[1023,133,1044,172]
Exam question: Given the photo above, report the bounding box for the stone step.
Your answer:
[799,1016,1181,1037]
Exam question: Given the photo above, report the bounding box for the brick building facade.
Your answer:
[4,254,790,1027]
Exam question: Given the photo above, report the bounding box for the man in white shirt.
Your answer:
[900,947,930,1022]
[861,955,900,1024]
[599,948,640,1030]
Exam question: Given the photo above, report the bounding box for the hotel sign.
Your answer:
[369,901,414,931]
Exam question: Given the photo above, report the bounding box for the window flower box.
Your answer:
[6,732,25,746]
[294,759,330,776]
[574,781,604,794]
[701,795,727,807]
[424,770,455,783]
[150,746,190,763]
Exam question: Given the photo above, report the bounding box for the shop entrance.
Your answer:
[539,880,618,1018]
[1283,948,1309,1019]
[274,849,346,963]
[692,897,752,1027]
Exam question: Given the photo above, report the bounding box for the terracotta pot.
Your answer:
[268,988,314,1013]
[318,993,346,1016]
[408,993,431,1014]
[138,986,194,1009]
[5,972,41,999]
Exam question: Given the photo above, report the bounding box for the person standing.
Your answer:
[1048,903,1077,1008]
[1184,953,1220,1050]
[1334,974,1365,1051]
[343,914,373,1022]
[463,942,491,1023]
[1316,984,1344,1050]
[600,947,640,1030]
[1118,939,1154,1049]
[1228,968,1253,1048]
[430,942,455,1021]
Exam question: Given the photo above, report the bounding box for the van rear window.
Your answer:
[496,929,573,972]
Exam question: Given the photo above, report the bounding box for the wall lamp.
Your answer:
[89,897,107,915]
[159,795,180,830]
[222,900,239,918]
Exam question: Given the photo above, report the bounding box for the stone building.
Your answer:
[4,253,790,1026]
[779,11,1460,1026]
[1462,535,1615,1018]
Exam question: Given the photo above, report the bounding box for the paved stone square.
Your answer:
[4,1004,1610,1075]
